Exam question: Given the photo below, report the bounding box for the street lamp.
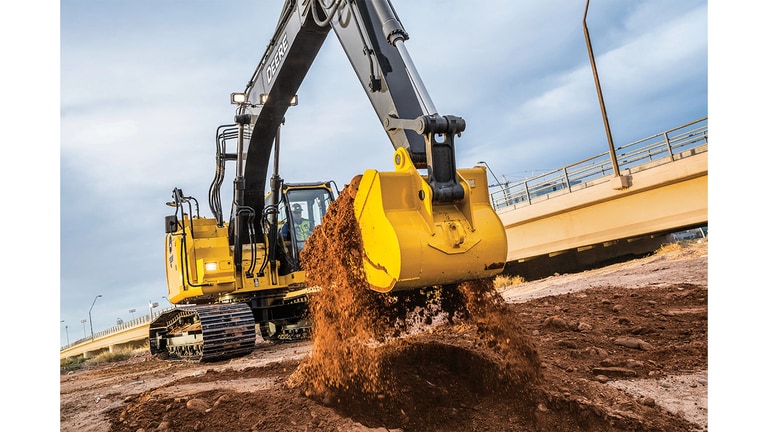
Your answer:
[61,320,70,345]
[583,0,620,178]
[148,301,159,319]
[81,319,87,339]
[477,161,509,207]
[129,309,136,320]
[89,294,102,340]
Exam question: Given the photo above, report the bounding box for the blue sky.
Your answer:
[2,0,765,428]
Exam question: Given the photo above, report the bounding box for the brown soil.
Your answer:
[59,184,708,431]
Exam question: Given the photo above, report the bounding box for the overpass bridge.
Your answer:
[59,310,169,360]
[493,117,707,278]
[61,117,707,359]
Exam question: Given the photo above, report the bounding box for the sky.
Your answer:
[4,0,766,428]
[57,0,712,341]
[56,0,712,346]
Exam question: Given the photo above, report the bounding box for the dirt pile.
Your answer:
[295,175,392,397]
[293,177,545,428]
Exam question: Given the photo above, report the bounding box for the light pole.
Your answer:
[477,161,509,207]
[81,319,87,339]
[583,0,619,178]
[148,301,159,319]
[129,309,136,320]
[88,294,102,340]
[61,320,70,345]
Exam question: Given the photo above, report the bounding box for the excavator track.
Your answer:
[149,303,256,362]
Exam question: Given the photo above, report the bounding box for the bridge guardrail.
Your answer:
[489,117,708,210]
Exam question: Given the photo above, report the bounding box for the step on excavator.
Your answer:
[150,0,508,362]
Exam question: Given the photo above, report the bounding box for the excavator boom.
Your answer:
[234,0,507,292]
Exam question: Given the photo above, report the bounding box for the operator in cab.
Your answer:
[281,203,312,249]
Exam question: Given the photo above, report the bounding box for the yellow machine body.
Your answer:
[164,216,308,305]
[155,181,335,358]
[354,148,508,293]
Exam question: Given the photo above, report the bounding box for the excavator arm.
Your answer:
[329,0,467,203]
[233,0,507,292]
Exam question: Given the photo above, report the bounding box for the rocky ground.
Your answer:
[60,240,708,432]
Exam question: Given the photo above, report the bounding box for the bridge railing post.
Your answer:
[524,180,532,204]
[663,131,674,162]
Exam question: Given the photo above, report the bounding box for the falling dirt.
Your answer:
[294,175,392,398]
[59,180,708,431]
[294,176,543,425]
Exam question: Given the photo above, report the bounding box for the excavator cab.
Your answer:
[277,182,336,268]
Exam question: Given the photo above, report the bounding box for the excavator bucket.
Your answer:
[354,148,508,293]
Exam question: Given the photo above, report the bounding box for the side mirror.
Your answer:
[165,215,179,233]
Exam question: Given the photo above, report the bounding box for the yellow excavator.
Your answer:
[150,0,508,361]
